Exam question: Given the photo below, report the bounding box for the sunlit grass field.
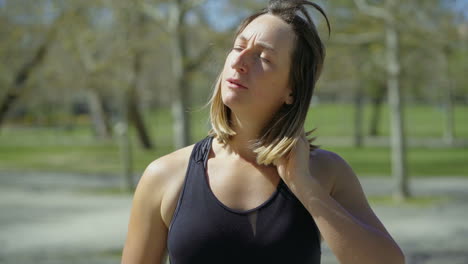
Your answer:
[0,103,467,177]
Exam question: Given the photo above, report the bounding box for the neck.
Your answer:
[220,111,268,163]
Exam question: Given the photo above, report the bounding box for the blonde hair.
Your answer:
[208,0,330,165]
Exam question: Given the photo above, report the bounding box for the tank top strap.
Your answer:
[192,136,214,164]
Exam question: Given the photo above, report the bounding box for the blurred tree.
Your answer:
[1,0,465,151]
[144,0,223,148]
[66,7,114,139]
[354,0,409,200]
[327,0,385,144]
[397,0,465,144]
[0,5,68,127]
[115,0,155,149]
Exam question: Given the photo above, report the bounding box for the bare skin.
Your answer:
[121,14,404,264]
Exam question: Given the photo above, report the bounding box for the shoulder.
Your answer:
[133,144,196,213]
[138,144,196,197]
[308,148,353,195]
[138,142,200,228]
[143,144,195,182]
[122,144,196,262]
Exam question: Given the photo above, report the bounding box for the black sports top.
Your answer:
[167,136,321,264]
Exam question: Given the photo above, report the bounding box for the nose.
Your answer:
[231,50,248,74]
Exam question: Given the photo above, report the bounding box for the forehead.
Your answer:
[237,14,295,53]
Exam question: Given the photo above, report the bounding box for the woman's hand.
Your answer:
[275,131,313,185]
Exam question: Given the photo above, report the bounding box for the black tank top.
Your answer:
[167,136,321,264]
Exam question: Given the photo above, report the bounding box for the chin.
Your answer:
[221,93,239,110]
[221,86,244,109]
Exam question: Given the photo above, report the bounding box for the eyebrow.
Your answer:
[238,35,277,54]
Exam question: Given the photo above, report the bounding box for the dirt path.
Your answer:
[0,171,467,264]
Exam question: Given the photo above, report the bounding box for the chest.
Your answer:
[167,161,322,263]
[206,158,281,212]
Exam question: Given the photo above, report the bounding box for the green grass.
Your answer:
[0,103,467,177]
[305,103,468,138]
[326,146,468,176]
[368,195,451,207]
[0,141,170,176]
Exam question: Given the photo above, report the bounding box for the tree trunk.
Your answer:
[386,0,409,200]
[170,2,190,148]
[443,80,455,145]
[0,37,50,127]
[87,89,112,139]
[443,47,455,146]
[354,86,364,148]
[0,10,68,128]
[369,83,386,136]
[121,11,154,150]
[115,99,134,191]
[128,85,153,149]
[171,78,190,149]
[128,45,154,149]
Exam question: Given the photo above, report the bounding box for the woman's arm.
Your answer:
[276,135,405,264]
[121,161,169,264]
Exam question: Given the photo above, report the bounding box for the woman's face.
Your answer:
[221,14,296,120]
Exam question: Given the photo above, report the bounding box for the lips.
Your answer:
[226,78,248,89]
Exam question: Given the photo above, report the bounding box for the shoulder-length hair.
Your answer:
[209,0,331,165]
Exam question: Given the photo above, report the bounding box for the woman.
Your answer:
[122,1,405,263]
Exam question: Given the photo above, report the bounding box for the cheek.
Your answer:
[257,71,290,100]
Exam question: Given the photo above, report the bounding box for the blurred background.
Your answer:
[0,0,467,263]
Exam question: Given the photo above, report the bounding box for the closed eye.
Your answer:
[260,56,270,63]
[232,45,272,64]
[258,54,271,63]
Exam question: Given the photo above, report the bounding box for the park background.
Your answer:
[0,0,467,263]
